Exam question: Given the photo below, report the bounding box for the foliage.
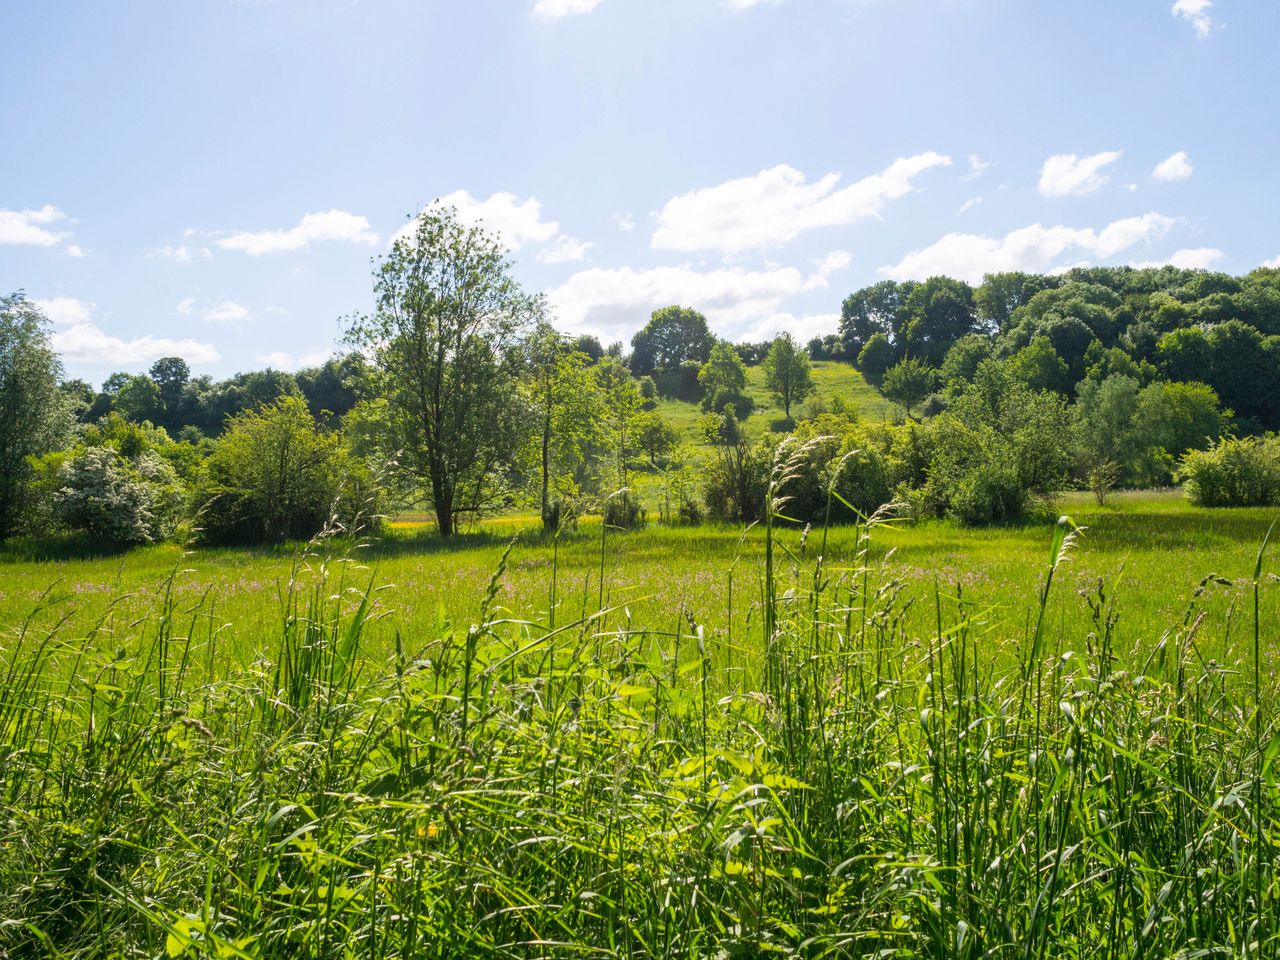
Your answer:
[761,332,815,420]
[53,446,184,545]
[194,397,375,544]
[345,204,533,536]
[880,356,938,419]
[0,293,74,539]
[698,340,751,414]
[1179,435,1280,507]
[855,332,895,386]
[700,406,770,522]
[629,305,714,376]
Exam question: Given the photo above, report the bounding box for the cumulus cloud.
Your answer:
[532,0,603,21]
[33,297,95,326]
[880,213,1177,284]
[52,324,220,367]
[1172,0,1213,36]
[956,196,982,216]
[148,244,213,263]
[804,250,853,290]
[537,234,594,264]
[255,349,333,371]
[218,210,378,256]
[176,297,196,315]
[1038,151,1123,198]
[1130,247,1224,270]
[615,212,636,233]
[0,205,72,247]
[202,300,250,324]
[737,312,839,344]
[1153,151,1194,182]
[64,244,88,258]
[1264,255,1280,269]
[396,191,561,252]
[546,255,847,341]
[35,299,218,366]
[652,153,952,253]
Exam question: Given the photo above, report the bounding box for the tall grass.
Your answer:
[1,497,1278,957]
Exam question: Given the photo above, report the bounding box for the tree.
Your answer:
[1075,374,1154,502]
[194,396,372,544]
[900,276,979,366]
[1006,336,1070,394]
[595,357,643,490]
[840,280,913,356]
[762,332,815,421]
[881,357,938,420]
[629,306,714,376]
[0,293,74,538]
[345,205,534,537]
[635,411,679,467]
[857,333,895,386]
[150,356,190,432]
[114,374,164,424]
[296,355,367,422]
[524,322,603,530]
[698,341,749,412]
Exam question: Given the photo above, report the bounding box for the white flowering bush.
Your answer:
[54,446,184,545]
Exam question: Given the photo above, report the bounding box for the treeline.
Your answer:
[4,211,1280,551]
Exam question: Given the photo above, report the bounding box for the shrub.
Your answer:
[773,416,895,524]
[603,490,646,529]
[1179,436,1280,507]
[856,333,894,386]
[194,397,377,545]
[53,446,184,545]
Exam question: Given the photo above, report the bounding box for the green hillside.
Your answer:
[652,359,892,449]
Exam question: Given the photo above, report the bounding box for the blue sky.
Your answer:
[2,0,1277,383]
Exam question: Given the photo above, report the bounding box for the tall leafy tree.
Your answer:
[840,280,913,356]
[524,321,603,530]
[762,332,815,420]
[345,205,535,536]
[698,341,749,413]
[595,356,643,490]
[0,294,73,538]
[629,306,714,375]
[900,276,979,366]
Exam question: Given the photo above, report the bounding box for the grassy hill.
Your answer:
[652,359,892,449]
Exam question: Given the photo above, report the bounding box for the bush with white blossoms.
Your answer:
[54,446,185,545]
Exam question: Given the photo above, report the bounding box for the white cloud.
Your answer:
[0,205,71,247]
[202,300,250,324]
[218,210,378,256]
[52,324,220,367]
[738,312,838,344]
[1263,255,1280,269]
[255,349,332,371]
[396,192,560,251]
[1038,151,1123,198]
[1172,0,1213,36]
[33,297,95,327]
[956,196,982,216]
[537,234,594,264]
[148,244,213,263]
[64,244,87,258]
[724,0,787,9]
[961,155,992,182]
[1153,151,1194,182]
[880,212,1177,284]
[547,256,845,341]
[176,297,196,315]
[615,212,636,233]
[652,152,952,253]
[1130,247,1224,270]
[532,0,603,21]
[804,250,853,290]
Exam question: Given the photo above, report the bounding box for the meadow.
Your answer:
[2,490,1279,957]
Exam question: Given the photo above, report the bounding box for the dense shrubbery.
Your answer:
[53,446,184,545]
[194,397,377,545]
[1179,436,1280,507]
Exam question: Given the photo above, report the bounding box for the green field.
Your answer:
[3,492,1280,956]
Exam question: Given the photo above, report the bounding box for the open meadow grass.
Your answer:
[2,490,1280,956]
